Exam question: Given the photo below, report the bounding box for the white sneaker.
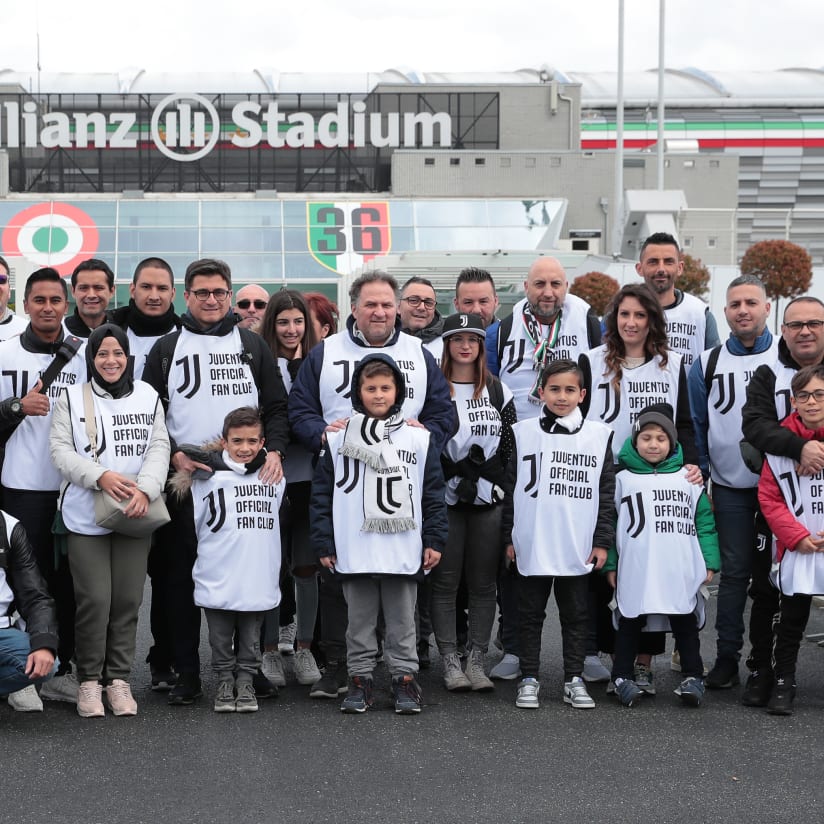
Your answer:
[563,676,596,709]
[490,653,521,680]
[7,684,43,712]
[278,622,297,654]
[294,648,322,685]
[465,648,494,692]
[40,671,79,703]
[442,651,472,691]
[261,650,286,687]
[670,650,681,672]
[515,677,540,708]
[582,654,611,683]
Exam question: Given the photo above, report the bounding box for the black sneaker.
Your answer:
[150,666,177,692]
[766,676,796,716]
[705,657,740,689]
[341,675,374,713]
[741,669,774,707]
[310,661,348,698]
[167,672,202,705]
[392,674,423,714]
[253,669,278,699]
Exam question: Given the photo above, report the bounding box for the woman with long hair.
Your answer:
[303,292,339,341]
[258,290,321,690]
[431,312,517,691]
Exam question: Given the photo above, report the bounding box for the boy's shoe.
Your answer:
[167,672,202,706]
[253,669,278,698]
[766,677,796,716]
[392,674,423,714]
[705,657,741,689]
[235,681,259,713]
[150,666,176,692]
[77,681,105,718]
[582,654,611,683]
[7,684,44,712]
[675,677,705,707]
[614,678,643,708]
[442,652,472,691]
[563,676,596,709]
[466,648,494,692]
[294,648,322,685]
[633,663,656,695]
[40,671,79,703]
[311,661,349,698]
[106,679,138,716]
[670,650,681,672]
[261,650,286,687]
[213,680,236,713]
[490,653,521,681]
[278,622,297,654]
[515,677,540,709]
[741,669,774,707]
[341,675,374,713]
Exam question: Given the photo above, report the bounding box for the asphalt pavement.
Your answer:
[5,588,824,824]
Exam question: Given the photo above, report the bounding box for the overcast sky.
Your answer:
[2,1,822,77]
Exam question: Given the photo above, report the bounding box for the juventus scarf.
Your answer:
[522,303,563,404]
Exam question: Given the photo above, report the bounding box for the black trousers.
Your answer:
[517,574,588,681]
[773,592,813,679]
[747,511,781,673]
[613,612,703,681]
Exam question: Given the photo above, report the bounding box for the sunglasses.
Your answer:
[0,275,8,285]
[237,299,267,310]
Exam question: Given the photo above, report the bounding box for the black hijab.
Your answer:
[86,323,134,399]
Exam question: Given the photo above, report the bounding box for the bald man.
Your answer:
[494,257,601,422]
[234,284,270,332]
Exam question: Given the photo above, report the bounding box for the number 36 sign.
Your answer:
[307,202,391,274]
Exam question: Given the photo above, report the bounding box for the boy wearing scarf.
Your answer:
[310,354,447,714]
[502,359,615,710]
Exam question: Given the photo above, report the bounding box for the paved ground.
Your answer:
[5,589,824,824]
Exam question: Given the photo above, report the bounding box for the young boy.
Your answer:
[758,364,824,715]
[502,359,615,710]
[606,404,719,708]
[310,353,447,714]
[172,406,284,713]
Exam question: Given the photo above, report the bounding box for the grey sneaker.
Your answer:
[235,681,259,713]
[615,678,643,707]
[563,676,595,709]
[294,648,322,685]
[490,653,521,680]
[40,671,79,703]
[7,684,43,712]
[214,680,236,713]
[261,650,286,687]
[465,648,494,692]
[634,663,656,695]
[515,677,540,708]
[278,622,297,654]
[582,654,611,683]
[442,652,471,691]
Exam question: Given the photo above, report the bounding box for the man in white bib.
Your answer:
[0,256,26,341]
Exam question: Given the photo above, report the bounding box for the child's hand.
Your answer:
[683,464,704,486]
[320,555,337,570]
[587,547,607,570]
[505,544,515,563]
[406,418,426,430]
[325,418,349,434]
[423,548,441,570]
[705,569,714,584]
[606,571,617,589]
[794,533,824,554]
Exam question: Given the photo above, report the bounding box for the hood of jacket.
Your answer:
[349,352,407,418]
[617,435,685,474]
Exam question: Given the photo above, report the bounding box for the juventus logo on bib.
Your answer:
[203,488,227,533]
[778,470,804,517]
[521,452,543,499]
[621,491,646,538]
[176,354,202,399]
[597,383,621,424]
[710,373,736,415]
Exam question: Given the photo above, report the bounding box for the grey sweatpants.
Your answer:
[342,577,418,677]
[203,608,263,684]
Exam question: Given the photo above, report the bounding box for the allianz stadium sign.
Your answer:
[0,93,452,162]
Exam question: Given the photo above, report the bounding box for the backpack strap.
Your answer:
[485,374,505,414]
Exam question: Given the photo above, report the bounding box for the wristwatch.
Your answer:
[9,398,23,417]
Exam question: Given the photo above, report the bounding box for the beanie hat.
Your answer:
[632,402,678,455]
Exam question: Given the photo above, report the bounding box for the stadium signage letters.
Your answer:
[0,94,452,162]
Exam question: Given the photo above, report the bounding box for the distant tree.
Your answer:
[570,271,620,317]
[677,253,710,300]
[740,240,813,330]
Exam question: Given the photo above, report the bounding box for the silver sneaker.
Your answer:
[442,651,471,691]
[213,680,235,713]
[465,648,494,692]
[39,671,79,703]
[235,681,258,713]
[278,622,297,654]
[563,676,596,709]
[261,650,286,687]
[634,663,656,695]
[515,677,540,708]
[7,684,43,712]
[294,648,322,685]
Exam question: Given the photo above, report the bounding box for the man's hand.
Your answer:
[171,451,212,475]
[423,548,441,571]
[683,464,703,486]
[20,379,49,416]
[799,441,824,476]
[505,544,515,563]
[320,555,337,570]
[26,648,55,679]
[587,547,607,570]
[258,450,283,485]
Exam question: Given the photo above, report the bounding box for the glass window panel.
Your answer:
[118,201,198,225]
[116,228,199,253]
[413,201,489,226]
[201,227,282,253]
[201,201,283,227]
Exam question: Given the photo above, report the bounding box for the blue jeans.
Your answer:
[712,484,759,661]
[0,628,57,696]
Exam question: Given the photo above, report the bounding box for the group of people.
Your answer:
[1,229,822,718]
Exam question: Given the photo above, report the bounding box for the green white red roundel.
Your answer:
[2,203,100,274]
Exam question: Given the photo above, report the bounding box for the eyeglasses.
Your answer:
[784,320,824,332]
[0,275,8,284]
[190,288,230,302]
[236,299,267,310]
[794,389,824,403]
[401,296,436,309]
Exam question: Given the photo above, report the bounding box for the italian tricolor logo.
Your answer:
[2,203,100,274]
